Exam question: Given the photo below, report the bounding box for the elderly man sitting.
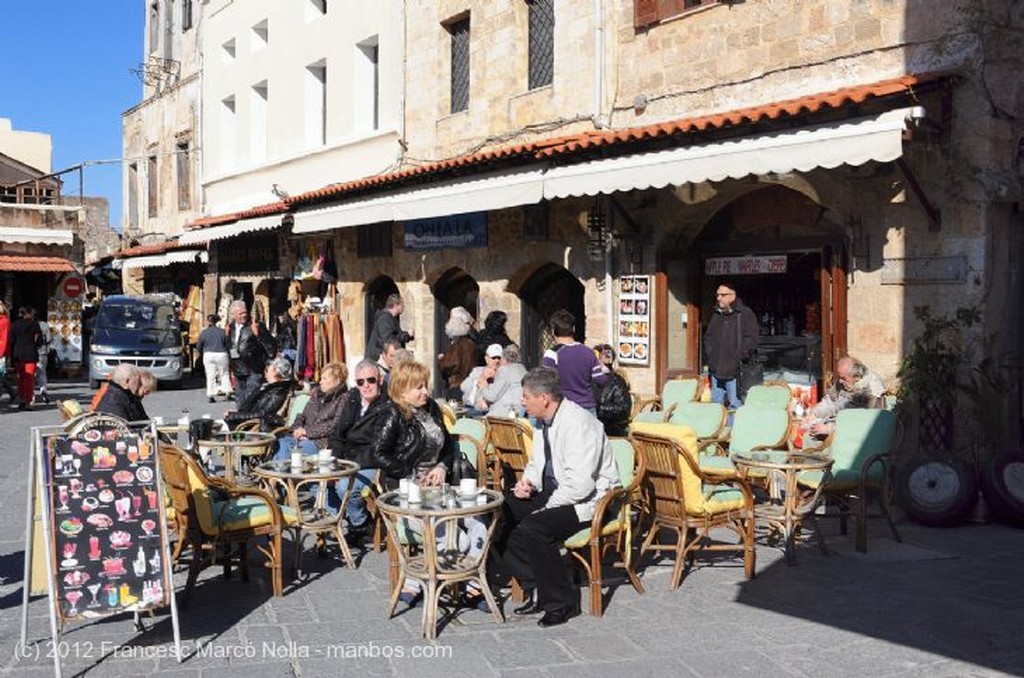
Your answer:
[805,355,887,438]
[462,343,527,417]
[224,356,295,432]
[94,364,151,422]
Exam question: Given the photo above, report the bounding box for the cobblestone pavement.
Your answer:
[0,380,1022,677]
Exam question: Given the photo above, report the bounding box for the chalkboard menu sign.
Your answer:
[47,415,171,621]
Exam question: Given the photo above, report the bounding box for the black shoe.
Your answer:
[537,605,580,628]
[345,525,368,547]
[208,396,216,403]
[513,597,542,616]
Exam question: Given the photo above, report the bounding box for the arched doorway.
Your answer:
[364,274,399,350]
[431,267,479,395]
[661,184,846,389]
[518,263,585,368]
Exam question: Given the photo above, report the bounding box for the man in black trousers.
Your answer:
[499,367,620,627]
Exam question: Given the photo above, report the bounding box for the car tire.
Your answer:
[896,455,978,527]
[980,450,1024,527]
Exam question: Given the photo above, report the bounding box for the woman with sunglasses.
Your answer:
[328,359,392,541]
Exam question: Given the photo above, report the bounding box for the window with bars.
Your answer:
[357,222,393,258]
[634,0,723,29]
[448,17,470,114]
[527,0,554,90]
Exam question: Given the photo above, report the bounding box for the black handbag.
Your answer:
[449,448,477,484]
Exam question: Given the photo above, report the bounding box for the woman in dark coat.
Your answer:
[8,306,42,409]
[437,306,477,401]
[273,361,348,458]
[475,310,513,365]
[225,357,295,432]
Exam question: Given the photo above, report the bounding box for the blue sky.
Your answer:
[0,2,144,232]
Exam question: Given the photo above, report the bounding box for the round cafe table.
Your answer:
[731,450,834,565]
[196,431,277,485]
[253,458,361,573]
[376,488,504,640]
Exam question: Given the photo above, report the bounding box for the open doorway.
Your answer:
[518,263,585,368]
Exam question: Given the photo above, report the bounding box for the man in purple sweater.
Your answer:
[541,310,608,413]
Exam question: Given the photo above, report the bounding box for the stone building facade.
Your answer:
[180,1,1024,438]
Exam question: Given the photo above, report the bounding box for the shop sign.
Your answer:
[217,233,279,273]
[705,256,787,276]
[403,212,487,251]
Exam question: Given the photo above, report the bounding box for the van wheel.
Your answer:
[896,455,977,527]
[89,379,100,389]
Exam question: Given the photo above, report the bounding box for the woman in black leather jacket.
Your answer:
[351,360,455,488]
[225,357,295,432]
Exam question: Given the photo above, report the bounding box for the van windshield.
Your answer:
[95,302,177,331]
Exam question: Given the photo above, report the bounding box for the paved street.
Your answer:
[0,379,1022,677]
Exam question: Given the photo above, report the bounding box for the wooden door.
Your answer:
[820,245,848,385]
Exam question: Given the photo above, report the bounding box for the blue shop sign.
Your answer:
[403,212,488,251]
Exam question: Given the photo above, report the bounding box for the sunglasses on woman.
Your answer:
[356,376,378,386]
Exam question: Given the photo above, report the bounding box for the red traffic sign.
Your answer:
[61,276,86,298]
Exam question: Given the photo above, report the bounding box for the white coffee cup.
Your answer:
[290,451,303,471]
[152,416,165,426]
[407,482,421,504]
[318,449,332,466]
[459,478,478,496]
[398,478,410,497]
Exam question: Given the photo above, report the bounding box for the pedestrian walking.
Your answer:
[9,306,42,410]
[35,309,52,404]
[197,314,233,403]
[226,300,277,407]
[365,293,413,362]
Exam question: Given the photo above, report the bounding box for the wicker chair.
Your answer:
[630,426,756,590]
[483,416,533,491]
[157,443,296,604]
[797,408,901,552]
[562,437,645,617]
[744,381,793,409]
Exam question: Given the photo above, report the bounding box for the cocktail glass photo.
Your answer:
[145,488,157,510]
[89,536,100,560]
[86,582,102,607]
[61,454,74,476]
[132,494,143,517]
[69,478,84,499]
[138,444,151,461]
[65,590,83,616]
[126,448,139,466]
[141,519,156,537]
[105,584,118,607]
[73,458,82,475]
[57,485,69,511]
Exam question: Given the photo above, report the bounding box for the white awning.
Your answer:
[0,226,74,246]
[114,249,208,270]
[178,214,284,245]
[292,167,546,234]
[543,107,914,199]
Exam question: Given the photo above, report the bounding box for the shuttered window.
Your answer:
[634,0,722,29]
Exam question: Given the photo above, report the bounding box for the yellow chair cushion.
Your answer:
[631,421,710,516]
[212,496,298,532]
[703,486,746,513]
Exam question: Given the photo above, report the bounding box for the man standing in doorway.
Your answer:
[366,293,413,362]
[704,283,759,410]
[227,300,277,407]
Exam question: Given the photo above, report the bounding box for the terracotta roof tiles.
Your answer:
[0,255,76,273]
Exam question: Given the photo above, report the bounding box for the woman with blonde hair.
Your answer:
[274,361,348,459]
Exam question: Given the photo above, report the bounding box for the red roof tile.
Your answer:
[185,72,945,227]
[0,255,76,273]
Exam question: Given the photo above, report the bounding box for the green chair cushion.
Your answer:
[702,486,746,514]
[212,496,298,531]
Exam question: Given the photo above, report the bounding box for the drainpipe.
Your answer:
[593,0,604,127]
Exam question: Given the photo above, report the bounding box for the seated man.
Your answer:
[476,343,527,417]
[327,360,391,540]
[500,367,620,628]
[94,364,149,422]
[805,355,887,438]
[274,361,348,459]
[224,357,295,432]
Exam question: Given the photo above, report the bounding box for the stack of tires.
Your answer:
[897,451,1024,527]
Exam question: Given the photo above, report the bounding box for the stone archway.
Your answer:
[430,267,480,393]
[515,262,585,368]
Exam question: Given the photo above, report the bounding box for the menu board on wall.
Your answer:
[46,417,170,621]
[617,275,650,366]
[47,274,87,365]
